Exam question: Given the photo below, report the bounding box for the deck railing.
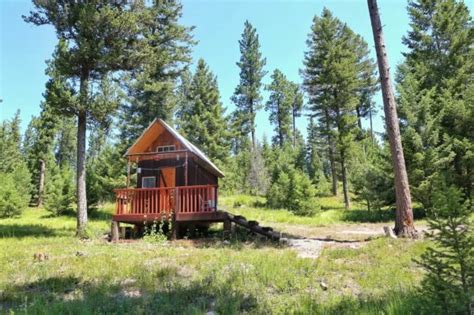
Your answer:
[114,185,217,216]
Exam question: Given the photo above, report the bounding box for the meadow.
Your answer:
[0,195,429,314]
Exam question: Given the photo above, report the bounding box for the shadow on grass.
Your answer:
[1,275,258,314]
[341,207,426,223]
[40,207,112,222]
[173,225,284,250]
[301,289,426,314]
[2,275,433,314]
[0,224,58,238]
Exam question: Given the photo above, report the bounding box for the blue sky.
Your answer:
[1,0,471,140]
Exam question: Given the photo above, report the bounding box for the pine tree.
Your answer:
[267,144,320,215]
[417,182,473,314]
[306,118,331,195]
[44,165,75,216]
[121,0,195,145]
[0,113,32,216]
[397,0,474,207]
[351,136,395,211]
[290,82,304,147]
[178,59,230,163]
[23,104,58,206]
[55,118,77,169]
[25,0,144,237]
[303,8,371,209]
[231,20,267,150]
[247,142,270,196]
[265,69,294,147]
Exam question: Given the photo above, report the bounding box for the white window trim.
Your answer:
[141,176,156,188]
[156,145,176,153]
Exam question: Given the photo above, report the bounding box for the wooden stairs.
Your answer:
[225,211,281,241]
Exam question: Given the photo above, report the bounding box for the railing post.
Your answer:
[175,187,180,215]
[215,186,218,211]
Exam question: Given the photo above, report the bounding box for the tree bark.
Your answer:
[369,107,374,143]
[76,75,89,238]
[250,98,256,150]
[325,111,338,196]
[356,107,363,130]
[367,0,417,237]
[340,150,351,209]
[37,159,45,207]
[292,108,297,147]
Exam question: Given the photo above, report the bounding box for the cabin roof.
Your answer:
[124,118,225,178]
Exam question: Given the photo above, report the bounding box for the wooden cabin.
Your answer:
[112,118,228,239]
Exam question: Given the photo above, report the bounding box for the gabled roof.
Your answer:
[125,118,225,178]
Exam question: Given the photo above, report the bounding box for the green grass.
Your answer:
[219,194,409,226]
[0,197,431,314]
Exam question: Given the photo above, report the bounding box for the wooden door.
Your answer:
[160,167,176,188]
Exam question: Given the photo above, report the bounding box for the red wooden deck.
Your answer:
[113,185,223,223]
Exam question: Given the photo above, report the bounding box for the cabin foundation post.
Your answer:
[223,219,232,237]
[170,221,179,240]
[111,221,120,242]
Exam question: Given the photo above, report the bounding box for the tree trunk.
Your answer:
[340,150,351,209]
[292,108,296,147]
[250,98,256,150]
[367,0,417,237]
[356,107,363,130]
[277,100,283,147]
[325,112,338,196]
[37,159,45,207]
[369,107,374,142]
[76,74,89,238]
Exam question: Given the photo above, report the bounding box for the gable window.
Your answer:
[142,176,156,188]
[156,145,176,153]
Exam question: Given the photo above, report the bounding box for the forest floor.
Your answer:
[0,195,430,314]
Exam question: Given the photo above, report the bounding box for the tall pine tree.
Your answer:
[303,8,375,209]
[178,59,230,164]
[25,0,143,237]
[231,20,267,150]
[397,0,473,208]
[265,69,294,148]
[121,0,195,146]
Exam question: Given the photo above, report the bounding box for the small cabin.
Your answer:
[112,118,228,239]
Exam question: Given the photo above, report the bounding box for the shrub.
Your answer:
[0,172,30,217]
[267,166,320,216]
[44,166,75,216]
[416,183,473,314]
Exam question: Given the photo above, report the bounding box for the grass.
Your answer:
[0,196,431,314]
[220,194,426,226]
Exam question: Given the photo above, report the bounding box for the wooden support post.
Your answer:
[120,226,126,239]
[126,160,130,188]
[111,221,120,242]
[223,219,232,237]
[184,151,188,186]
[171,221,179,240]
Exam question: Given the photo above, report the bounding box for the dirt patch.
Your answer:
[287,237,367,259]
[275,222,428,241]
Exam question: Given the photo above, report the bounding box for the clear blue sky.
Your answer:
[2,1,471,140]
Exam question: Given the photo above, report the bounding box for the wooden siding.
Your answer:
[137,158,217,188]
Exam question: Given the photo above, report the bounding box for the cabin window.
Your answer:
[156,145,176,153]
[141,176,156,188]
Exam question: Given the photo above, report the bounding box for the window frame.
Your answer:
[141,176,156,188]
[156,145,176,153]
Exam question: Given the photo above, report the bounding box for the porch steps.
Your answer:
[225,212,281,241]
